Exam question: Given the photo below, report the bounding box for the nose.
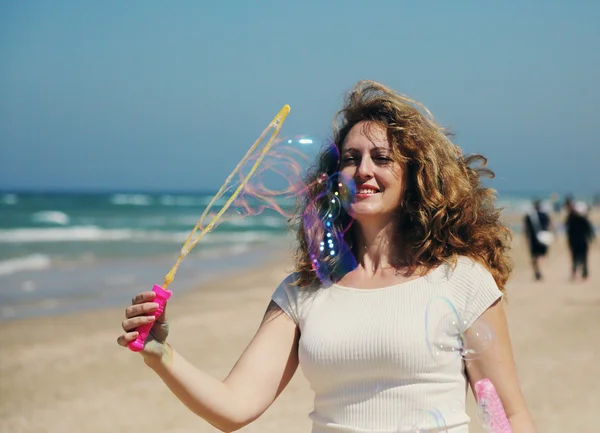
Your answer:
[356,156,374,180]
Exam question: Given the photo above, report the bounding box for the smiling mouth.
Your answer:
[355,187,381,197]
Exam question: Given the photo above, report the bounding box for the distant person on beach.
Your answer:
[566,201,595,281]
[523,200,553,281]
[564,195,574,213]
[117,81,537,432]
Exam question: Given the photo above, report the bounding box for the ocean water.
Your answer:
[0,191,296,321]
[0,190,584,321]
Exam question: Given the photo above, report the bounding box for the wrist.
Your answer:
[143,342,173,371]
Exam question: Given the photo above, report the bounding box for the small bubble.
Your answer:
[398,408,448,433]
[461,319,495,361]
[477,399,492,430]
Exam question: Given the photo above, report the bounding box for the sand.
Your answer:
[1,233,598,433]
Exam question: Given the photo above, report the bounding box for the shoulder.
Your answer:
[443,255,499,294]
[271,274,300,324]
[449,256,494,280]
[272,273,301,299]
[271,273,321,325]
[444,256,503,327]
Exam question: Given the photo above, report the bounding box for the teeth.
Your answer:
[357,189,379,194]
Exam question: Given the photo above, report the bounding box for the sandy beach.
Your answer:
[1,225,598,433]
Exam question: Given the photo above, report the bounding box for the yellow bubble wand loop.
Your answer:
[163,104,291,289]
[186,106,290,248]
[128,104,291,352]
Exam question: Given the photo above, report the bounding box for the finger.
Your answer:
[122,315,156,332]
[117,331,139,347]
[156,303,168,324]
[131,291,156,305]
[125,302,159,319]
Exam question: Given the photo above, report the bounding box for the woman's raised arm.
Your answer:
[118,294,299,433]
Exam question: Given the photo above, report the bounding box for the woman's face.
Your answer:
[340,121,405,224]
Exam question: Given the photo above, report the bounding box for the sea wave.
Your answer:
[159,195,217,207]
[0,226,287,244]
[0,226,133,243]
[31,210,70,225]
[220,215,287,228]
[110,194,153,206]
[0,254,51,276]
[1,194,18,205]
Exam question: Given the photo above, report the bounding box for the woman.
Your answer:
[117,81,537,432]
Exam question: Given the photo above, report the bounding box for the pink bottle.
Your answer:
[127,285,172,352]
[474,378,512,433]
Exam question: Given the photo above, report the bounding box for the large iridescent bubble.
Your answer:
[303,170,357,286]
[162,105,356,288]
[215,134,357,285]
[425,296,495,366]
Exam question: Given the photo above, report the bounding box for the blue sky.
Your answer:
[1,1,598,195]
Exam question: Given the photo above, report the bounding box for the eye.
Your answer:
[341,156,359,166]
[373,156,393,165]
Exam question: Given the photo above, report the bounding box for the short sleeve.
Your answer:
[271,274,300,325]
[449,257,503,330]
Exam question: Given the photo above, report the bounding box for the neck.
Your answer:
[354,217,398,273]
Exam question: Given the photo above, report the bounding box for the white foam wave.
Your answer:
[174,216,203,226]
[0,226,132,243]
[160,195,209,207]
[2,194,18,205]
[222,215,287,228]
[200,230,286,244]
[222,218,257,227]
[0,254,51,276]
[0,226,287,244]
[31,210,70,225]
[198,244,251,259]
[259,216,288,228]
[110,194,152,206]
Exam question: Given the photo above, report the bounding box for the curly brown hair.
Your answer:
[292,80,512,291]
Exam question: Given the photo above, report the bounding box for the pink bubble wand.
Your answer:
[128,105,292,352]
[474,378,512,433]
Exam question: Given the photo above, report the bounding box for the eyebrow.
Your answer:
[342,145,391,152]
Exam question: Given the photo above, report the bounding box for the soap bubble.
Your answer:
[230,134,324,219]
[477,401,492,431]
[299,142,357,285]
[425,296,495,366]
[474,378,511,432]
[213,134,358,286]
[177,124,358,287]
[397,408,448,432]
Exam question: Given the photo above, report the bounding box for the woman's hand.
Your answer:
[117,290,170,366]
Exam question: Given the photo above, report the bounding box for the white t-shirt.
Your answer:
[271,256,503,433]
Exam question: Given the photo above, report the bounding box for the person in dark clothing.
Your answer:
[524,200,553,281]
[566,202,595,281]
